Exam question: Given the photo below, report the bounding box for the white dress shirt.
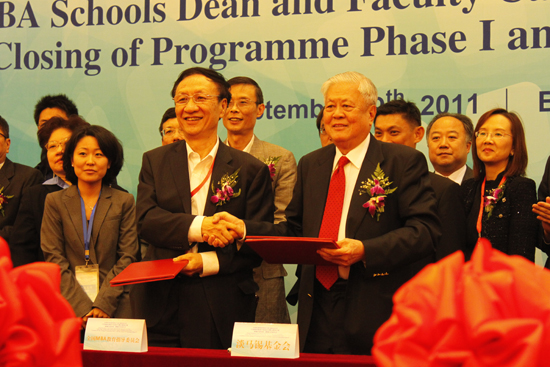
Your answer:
[435,164,467,184]
[331,135,370,279]
[187,139,220,277]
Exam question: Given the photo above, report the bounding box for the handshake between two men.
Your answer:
[174,212,366,269]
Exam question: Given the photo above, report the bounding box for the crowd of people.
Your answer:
[2,67,550,355]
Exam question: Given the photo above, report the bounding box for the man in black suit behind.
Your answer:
[213,72,440,354]
[0,115,43,243]
[132,67,274,349]
[426,113,475,185]
[374,99,467,261]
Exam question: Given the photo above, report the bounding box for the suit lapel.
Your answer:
[90,186,112,263]
[311,147,336,236]
[0,158,14,190]
[346,136,385,238]
[203,142,232,217]
[169,142,192,214]
[63,186,86,252]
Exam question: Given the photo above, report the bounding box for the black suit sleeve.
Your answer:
[9,185,43,266]
[362,150,440,272]
[507,178,538,261]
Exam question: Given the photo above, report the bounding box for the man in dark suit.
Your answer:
[213,72,440,354]
[426,113,475,184]
[374,99,466,260]
[222,76,296,324]
[0,115,43,243]
[132,67,274,349]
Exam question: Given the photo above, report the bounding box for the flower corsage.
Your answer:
[210,168,242,206]
[484,182,506,219]
[0,186,13,217]
[359,163,397,221]
[261,156,281,181]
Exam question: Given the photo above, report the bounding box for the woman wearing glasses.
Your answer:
[462,108,538,260]
[41,125,138,329]
[10,116,89,266]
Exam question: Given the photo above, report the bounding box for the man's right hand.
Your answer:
[203,212,245,247]
[201,216,240,248]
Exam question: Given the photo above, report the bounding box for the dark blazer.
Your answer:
[10,183,62,267]
[132,140,274,348]
[463,173,538,261]
[428,172,466,260]
[0,158,43,242]
[463,165,474,184]
[537,156,550,267]
[41,185,139,318]
[247,136,440,354]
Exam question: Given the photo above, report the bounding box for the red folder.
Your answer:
[110,259,189,287]
[246,236,339,265]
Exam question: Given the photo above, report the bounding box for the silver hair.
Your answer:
[321,71,378,106]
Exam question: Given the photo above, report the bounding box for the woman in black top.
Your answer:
[462,108,538,261]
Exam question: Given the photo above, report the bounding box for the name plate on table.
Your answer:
[231,322,299,359]
[84,318,147,352]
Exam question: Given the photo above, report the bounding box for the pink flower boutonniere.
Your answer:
[261,156,281,181]
[359,163,397,221]
[484,182,506,219]
[0,186,13,217]
[211,168,242,206]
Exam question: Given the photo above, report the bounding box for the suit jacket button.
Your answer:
[498,214,503,218]
[308,294,312,298]
[502,197,506,203]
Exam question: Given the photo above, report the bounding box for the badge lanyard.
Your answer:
[476,176,506,236]
[79,188,100,265]
[190,158,215,198]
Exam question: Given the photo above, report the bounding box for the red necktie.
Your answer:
[316,156,350,290]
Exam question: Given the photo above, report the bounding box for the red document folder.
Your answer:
[246,236,339,266]
[110,259,189,287]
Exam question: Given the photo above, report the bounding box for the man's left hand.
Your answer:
[317,238,365,266]
[174,253,203,276]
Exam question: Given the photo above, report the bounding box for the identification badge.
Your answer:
[75,264,99,302]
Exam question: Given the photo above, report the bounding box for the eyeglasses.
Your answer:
[46,137,70,151]
[228,99,257,109]
[0,133,8,139]
[475,131,512,140]
[161,128,183,138]
[173,94,219,106]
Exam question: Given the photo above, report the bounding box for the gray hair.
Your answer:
[321,71,378,107]
[427,113,474,142]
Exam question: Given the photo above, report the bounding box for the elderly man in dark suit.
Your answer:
[132,67,274,349]
[213,72,440,355]
[222,76,297,324]
[0,115,43,243]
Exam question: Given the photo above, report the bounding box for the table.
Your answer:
[82,345,376,367]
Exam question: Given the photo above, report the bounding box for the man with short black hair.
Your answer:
[0,115,43,242]
[426,113,474,184]
[375,99,466,261]
[133,67,274,349]
[34,94,78,129]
